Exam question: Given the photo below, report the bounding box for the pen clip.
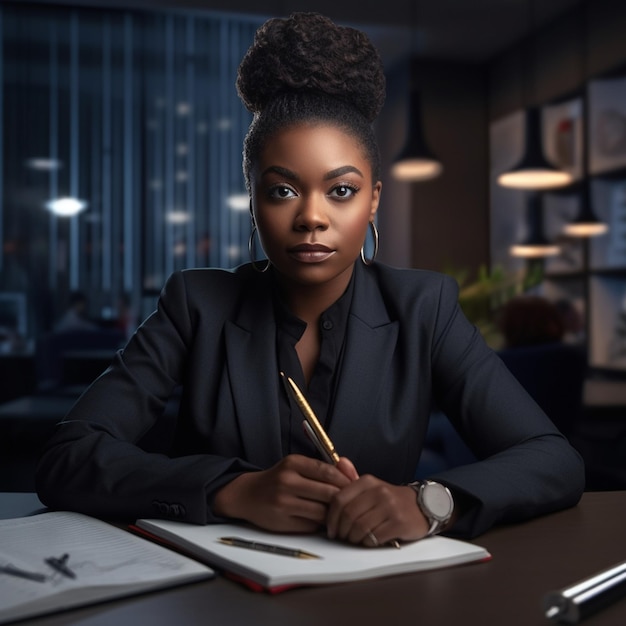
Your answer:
[45,554,76,579]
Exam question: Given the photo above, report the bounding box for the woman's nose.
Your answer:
[294,196,329,231]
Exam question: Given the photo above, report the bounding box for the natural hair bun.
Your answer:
[237,12,385,123]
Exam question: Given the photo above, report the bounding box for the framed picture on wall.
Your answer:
[543,97,584,182]
[588,75,626,175]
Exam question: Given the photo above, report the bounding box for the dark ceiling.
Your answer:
[27,0,583,63]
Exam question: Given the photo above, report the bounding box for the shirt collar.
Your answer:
[272,268,356,341]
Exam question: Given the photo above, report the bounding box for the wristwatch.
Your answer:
[408,480,454,537]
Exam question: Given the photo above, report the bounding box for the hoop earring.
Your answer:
[360,221,379,266]
[248,225,270,273]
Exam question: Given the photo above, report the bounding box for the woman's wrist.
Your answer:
[213,473,254,520]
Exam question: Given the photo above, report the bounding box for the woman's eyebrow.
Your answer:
[259,164,364,181]
[260,165,298,180]
[324,165,364,180]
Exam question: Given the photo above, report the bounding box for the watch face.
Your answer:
[422,482,454,521]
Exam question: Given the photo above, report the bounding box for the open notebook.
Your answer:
[134,519,491,593]
[0,511,214,624]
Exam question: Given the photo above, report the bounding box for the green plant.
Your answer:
[444,262,544,348]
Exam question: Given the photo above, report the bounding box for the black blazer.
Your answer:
[36,262,584,537]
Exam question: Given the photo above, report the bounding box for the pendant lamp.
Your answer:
[391,0,442,183]
[510,192,561,258]
[391,85,443,182]
[497,0,573,190]
[498,107,573,189]
[562,0,608,238]
[563,181,608,237]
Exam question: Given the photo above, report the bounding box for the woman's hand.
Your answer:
[213,454,352,533]
[325,474,430,546]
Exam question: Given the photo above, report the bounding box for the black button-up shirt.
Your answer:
[274,276,355,457]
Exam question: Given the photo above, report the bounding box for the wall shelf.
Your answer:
[491,74,626,376]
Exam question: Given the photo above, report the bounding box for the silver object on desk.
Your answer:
[544,561,626,623]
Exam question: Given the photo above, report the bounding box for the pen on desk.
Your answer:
[544,561,626,623]
[45,553,76,579]
[0,563,47,583]
[281,372,401,549]
[218,537,321,560]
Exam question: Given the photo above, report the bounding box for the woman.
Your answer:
[36,13,584,546]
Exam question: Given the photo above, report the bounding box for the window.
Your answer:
[0,2,261,336]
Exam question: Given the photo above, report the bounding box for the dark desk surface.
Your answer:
[2,491,625,626]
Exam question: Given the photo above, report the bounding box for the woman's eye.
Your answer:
[330,184,358,199]
[269,185,297,199]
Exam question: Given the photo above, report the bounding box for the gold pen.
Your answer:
[218,537,320,560]
[281,372,340,464]
[280,372,401,549]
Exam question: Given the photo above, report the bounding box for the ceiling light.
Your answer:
[563,183,608,237]
[498,1,573,190]
[26,158,62,171]
[497,107,573,189]
[45,197,88,217]
[227,193,250,211]
[510,192,561,258]
[510,241,561,258]
[562,8,609,240]
[391,87,443,182]
[165,210,191,224]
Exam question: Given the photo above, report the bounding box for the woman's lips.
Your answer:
[288,244,336,263]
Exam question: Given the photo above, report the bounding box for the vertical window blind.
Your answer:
[0,2,260,334]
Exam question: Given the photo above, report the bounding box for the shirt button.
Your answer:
[322,320,333,331]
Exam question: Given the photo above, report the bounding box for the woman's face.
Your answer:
[250,123,381,291]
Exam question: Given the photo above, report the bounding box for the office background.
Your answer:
[7,0,621,336]
[1,0,626,491]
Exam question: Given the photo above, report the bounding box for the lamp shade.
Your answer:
[510,192,561,258]
[510,240,561,258]
[391,88,443,182]
[563,181,608,237]
[498,107,573,190]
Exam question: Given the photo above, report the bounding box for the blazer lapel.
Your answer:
[224,271,283,467]
[330,264,399,457]
[222,264,399,467]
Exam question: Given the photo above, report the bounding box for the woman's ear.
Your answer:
[370,181,382,219]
